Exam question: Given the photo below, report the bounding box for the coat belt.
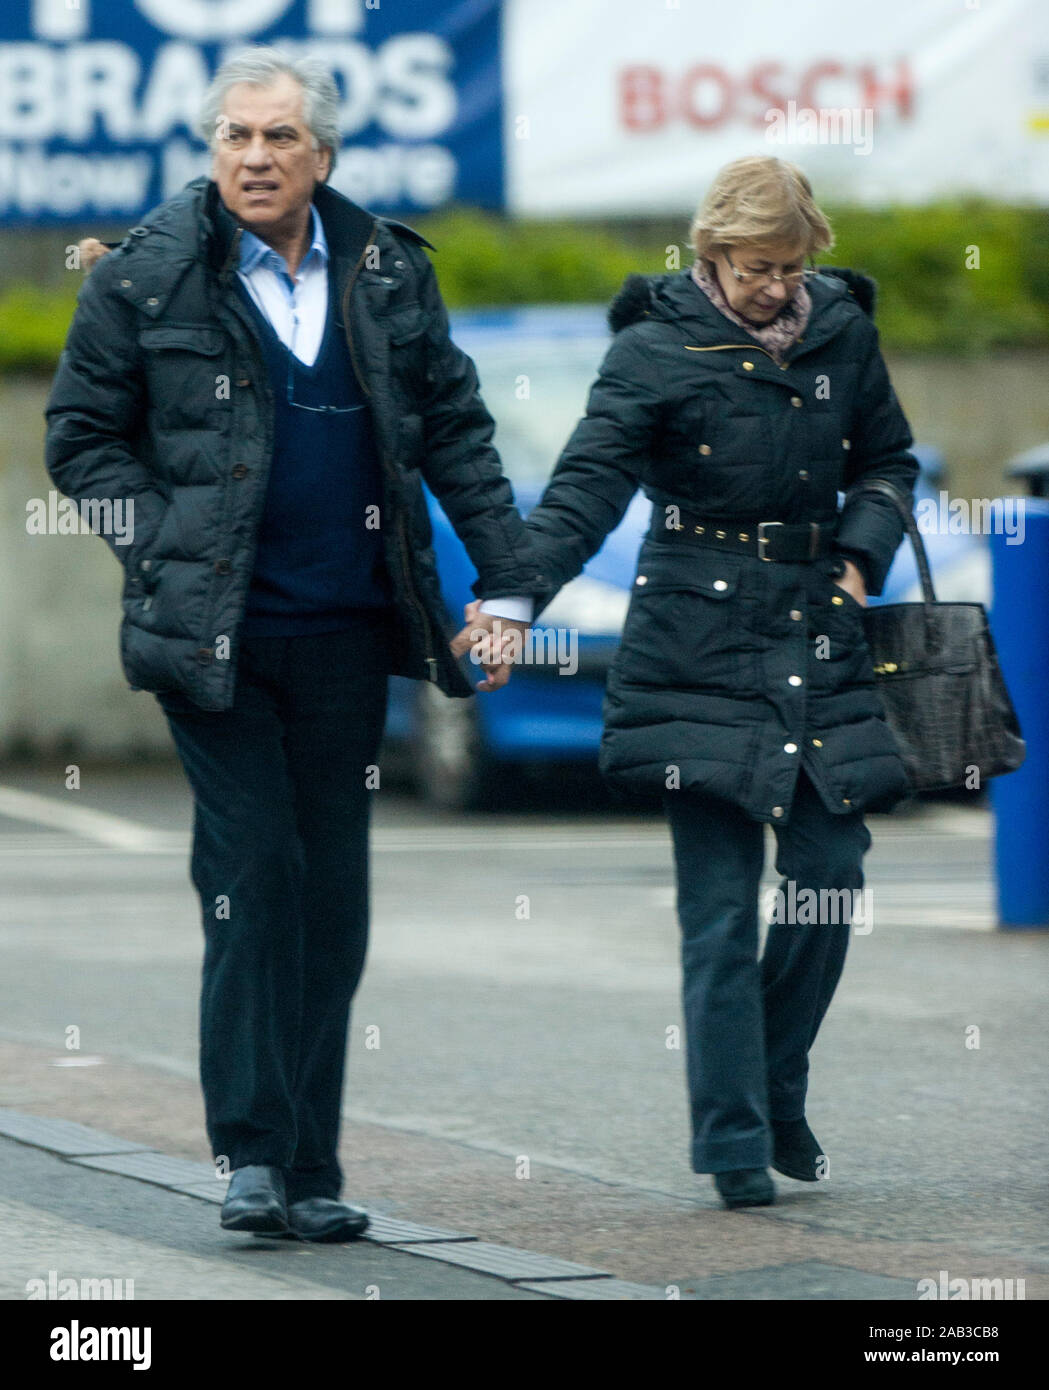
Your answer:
[647,510,838,562]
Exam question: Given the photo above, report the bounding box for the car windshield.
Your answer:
[453,332,610,488]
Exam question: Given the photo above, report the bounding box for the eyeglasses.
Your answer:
[285,348,367,415]
[723,249,814,288]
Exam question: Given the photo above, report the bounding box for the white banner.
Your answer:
[504,0,1049,214]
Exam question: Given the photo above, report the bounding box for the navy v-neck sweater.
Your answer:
[237,274,393,636]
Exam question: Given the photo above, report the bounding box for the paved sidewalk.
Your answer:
[0,775,1046,1302]
[0,1127,561,1301]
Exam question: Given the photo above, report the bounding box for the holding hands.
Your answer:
[450,601,530,692]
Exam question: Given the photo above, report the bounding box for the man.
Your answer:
[46,48,538,1241]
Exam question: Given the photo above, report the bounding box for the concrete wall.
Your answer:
[0,376,172,760]
[3,357,1048,761]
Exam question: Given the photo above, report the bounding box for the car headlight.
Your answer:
[538,576,631,636]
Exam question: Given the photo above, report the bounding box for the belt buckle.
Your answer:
[757,521,783,561]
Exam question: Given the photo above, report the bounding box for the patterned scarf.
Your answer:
[690,259,812,365]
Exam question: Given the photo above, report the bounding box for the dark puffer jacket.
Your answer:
[526,267,919,822]
[45,176,545,710]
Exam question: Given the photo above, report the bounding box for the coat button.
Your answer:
[842,438,851,449]
[784,742,798,753]
[236,377,250,387]
[791,396,803,407]
[771,806,784,818]
[742,361,755,371]
[698,444,712,455]
[812,738,823,747]
[713,579,728,591]
[831,594,845,606]
[120,278,132,288]
[788,674,803,686]
[790,609,803,621]
[214,559,231,575]
[146,296,159,306]
[231,464,249,479]
[139,558,152,572]
[394,259,406,269]
[635,575,647,586]
[798,469,810,480]
[842,797,852,806]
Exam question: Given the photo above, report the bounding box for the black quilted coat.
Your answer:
[527,267,919,822]
[45,176,544,710]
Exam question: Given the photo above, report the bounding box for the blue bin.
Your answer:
[990,497,1049,928]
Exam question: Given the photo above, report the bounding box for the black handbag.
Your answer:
[852,478,1026,793]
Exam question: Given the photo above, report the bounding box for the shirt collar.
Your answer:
[238,203,328,280]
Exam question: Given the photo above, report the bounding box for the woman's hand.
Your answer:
[833,558,868,607]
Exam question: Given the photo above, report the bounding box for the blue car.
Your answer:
[385,306,983,808]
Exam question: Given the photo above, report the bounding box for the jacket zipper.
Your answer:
[342,225,440,683]
[684,342,791,370]
[211,225,279,703]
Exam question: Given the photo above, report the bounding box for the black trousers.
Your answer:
[157,617,390,1203]
[664,768,872,1173]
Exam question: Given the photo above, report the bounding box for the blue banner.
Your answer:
[0,0,504,223]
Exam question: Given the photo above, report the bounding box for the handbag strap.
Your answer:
[850,478,937,604]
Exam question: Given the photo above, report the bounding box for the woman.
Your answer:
[480,156,918,1209]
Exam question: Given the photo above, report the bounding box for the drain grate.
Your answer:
[397,1240,607,1281]
[0,1109,152,1157]
[72,1150,218,1188]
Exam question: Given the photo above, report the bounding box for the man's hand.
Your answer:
[833,558,868,607]
[78,238,111,272]
[450,600,530,691]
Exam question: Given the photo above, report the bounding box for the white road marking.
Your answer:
[0,787,182,852]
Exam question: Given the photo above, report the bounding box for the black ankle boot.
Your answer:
[772,1118,825,1182]
[713,1168,776,1209]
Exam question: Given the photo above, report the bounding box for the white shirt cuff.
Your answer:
[478,596,534,623]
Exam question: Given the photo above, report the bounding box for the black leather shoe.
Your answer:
[713,1168,776,1209]
[772,1118,826,1182]
[282,1198,370,1243]
[220,1165,289,1234]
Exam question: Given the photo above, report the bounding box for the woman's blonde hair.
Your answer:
[689,156,834,262]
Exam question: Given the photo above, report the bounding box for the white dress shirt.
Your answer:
[237,205,532,624]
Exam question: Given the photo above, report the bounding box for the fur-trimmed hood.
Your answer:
[607,265,878,334]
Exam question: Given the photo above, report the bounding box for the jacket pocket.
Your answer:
[383,304,427,346]
[615,544,742,689]
[138,326,228,429]
[137,326,225,354]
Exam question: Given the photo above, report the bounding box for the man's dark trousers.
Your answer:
[158,615,391,1204]
[664,769,872,1174]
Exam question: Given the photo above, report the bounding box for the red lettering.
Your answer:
[680,64,733,128]
[747,61,789,128]
[620,66,666,131]
[798,60,847,113]
[858,59,913,119]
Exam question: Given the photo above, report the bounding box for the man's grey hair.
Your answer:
[198,47,341,177]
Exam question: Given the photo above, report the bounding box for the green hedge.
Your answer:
[2,200,1047,371]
